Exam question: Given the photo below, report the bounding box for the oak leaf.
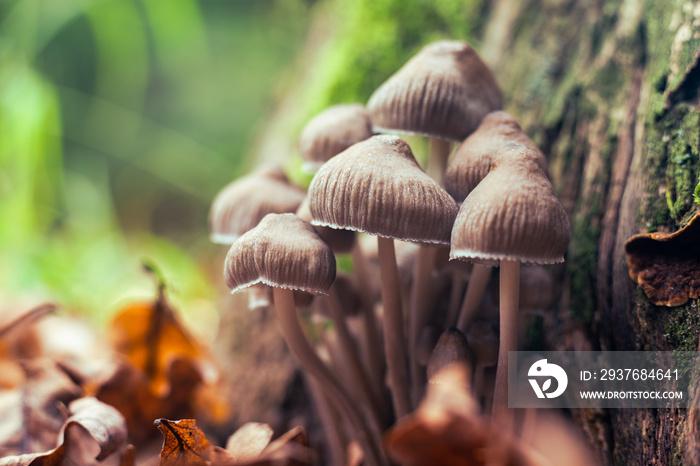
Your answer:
[155,419,210,466]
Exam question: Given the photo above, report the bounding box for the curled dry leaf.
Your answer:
[88,355,203,444]
[624,213,700,306]
[156,419,210,466]
[224,423,273,461]
[0,397,129,466]
[0,358,82,457]
[0,303,57,390]
[155,419,311,466]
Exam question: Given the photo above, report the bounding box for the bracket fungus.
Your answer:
[624,212,700,307]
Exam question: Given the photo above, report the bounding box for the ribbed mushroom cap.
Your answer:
[209,165,306,244]
[445,111,548,203]
[450,143,570,265]
[224,213,336,295]
[296,197,356,254]
[367,41,502,142]
[299,104,373,171]
[308,135,458,245]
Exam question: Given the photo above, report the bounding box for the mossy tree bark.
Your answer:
[254,0,700,463]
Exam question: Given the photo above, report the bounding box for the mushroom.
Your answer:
[299,104,374,173]
[368,40,503,185]
[224,213,383,466]
[444,111,548,333]
[624,212,700,306]
[309,135,458,417]
[450,143,570,418]
[209,164,305,245]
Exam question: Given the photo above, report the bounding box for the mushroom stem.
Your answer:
[493,259,520,421]
[272,288,385,466]
[427,137,452,187]
[305,375,347,466]
[408,245,436,405]
[326,286,386,428]
[377,236,412,418]
[446,272,465,327]
[351,243,385,400]
[456,264,492,332]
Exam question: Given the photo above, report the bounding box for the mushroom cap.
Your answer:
[299,104,373,171]
[445,111,548,203]
[367,41,503,142]
[624,212,700,306]
[308,135,458,245]
[296,197,356,254]
[224,213,336,295]
[209,165,306,245]
[450,143,570,265]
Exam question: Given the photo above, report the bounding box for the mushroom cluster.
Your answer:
[210,40,586,465]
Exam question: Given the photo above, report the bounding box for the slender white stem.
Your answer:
[377,236,411,418]
[456,264,492,332]
[272,288,384,466]
[493,259,520,423]
[408,245,436,406]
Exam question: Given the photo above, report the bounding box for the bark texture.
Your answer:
[254,0,700,463]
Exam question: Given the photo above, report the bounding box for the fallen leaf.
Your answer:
[0,358,82,457]
[0,397,129,466]
[625,213,700,306]
[224,423,273,461]
[88,355,203,444]
[109,287,208,397]
[155,419,210,466]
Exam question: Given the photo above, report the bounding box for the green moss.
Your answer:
[694,180,700,205]
[644,105,700,230]
[300,0,482,124]
[641,292,700,351]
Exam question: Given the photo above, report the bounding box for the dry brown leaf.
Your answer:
[224,423,273,461]
[109,288,208,397]
[155,419,211,466]
[0,359,82,457]
[88,355,205,444]
[0,304,57,390]
[0,397,128,466]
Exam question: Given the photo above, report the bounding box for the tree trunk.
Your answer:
[254,0,700,463]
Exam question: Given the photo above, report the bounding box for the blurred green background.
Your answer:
[0,0,313,330]
[0,0,483,332]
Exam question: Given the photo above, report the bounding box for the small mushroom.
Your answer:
[309,135,458,417]
[299,104,373,173]
[223,213,383,466]
[209,165,305,244]
[624,212,700,306]
[450,143,570,418]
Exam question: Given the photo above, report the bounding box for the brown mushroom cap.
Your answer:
[450,143,570,265]
[624,212,700,306]
[224,213,336,295]
[296,197,356,254]
[209,165,306,244]
[445,111,548,203]
[367,41,502,142]
[299,104,373,171]
[308,135,458,244]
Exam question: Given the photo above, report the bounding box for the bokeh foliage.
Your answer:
[0,0,311,327]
